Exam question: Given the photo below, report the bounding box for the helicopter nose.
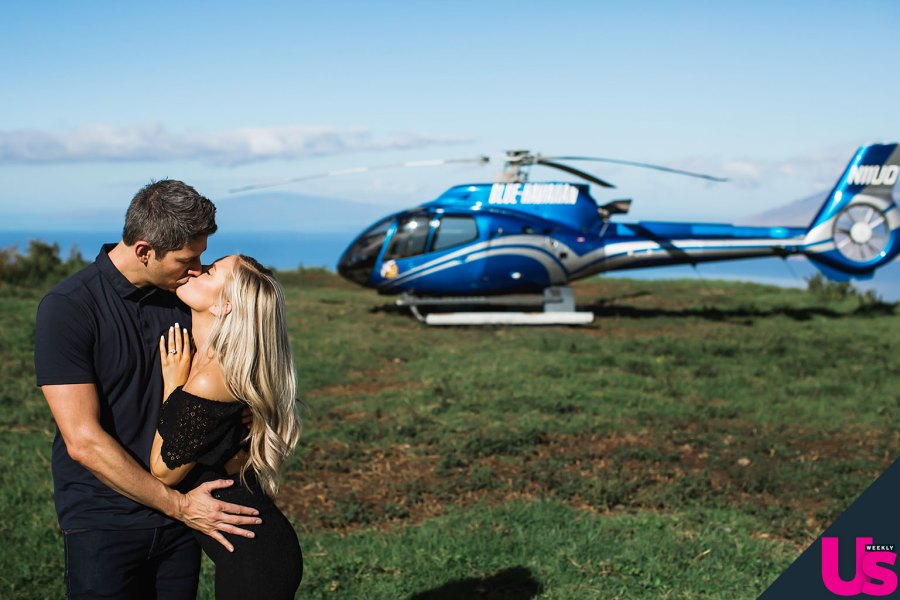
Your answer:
[338,218,393,287]
[337,245,376,286]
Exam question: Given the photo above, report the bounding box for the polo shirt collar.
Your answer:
[95,243,157,300]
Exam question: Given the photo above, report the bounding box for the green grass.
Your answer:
[298,501,794,599]
[1,272,897,599]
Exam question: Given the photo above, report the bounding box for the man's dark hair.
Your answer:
[122,179,218,257]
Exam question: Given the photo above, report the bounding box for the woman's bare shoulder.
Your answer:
[183,368,238,403]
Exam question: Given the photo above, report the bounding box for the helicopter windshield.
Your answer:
[337,217,393,285]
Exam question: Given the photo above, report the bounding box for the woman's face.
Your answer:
[176,255,239,313]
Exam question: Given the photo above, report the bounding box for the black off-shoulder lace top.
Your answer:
[158,386,246,470]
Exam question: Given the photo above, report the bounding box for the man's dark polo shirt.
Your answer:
[35,244,190,530]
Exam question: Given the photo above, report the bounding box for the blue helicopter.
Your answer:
[337,143,897,285]
[236,143,899,323]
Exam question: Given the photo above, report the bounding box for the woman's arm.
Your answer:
[151,324,196,486]
[150,431,195,485]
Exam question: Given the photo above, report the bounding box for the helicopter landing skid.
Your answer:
[396,286,594,326]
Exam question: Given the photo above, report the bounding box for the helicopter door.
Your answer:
[380,214,434,281]
[379,213,483,294]
[424,214,483,293]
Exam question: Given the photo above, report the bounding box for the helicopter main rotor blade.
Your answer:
[229,156,490,194]
[543,156,728,182]
[533,158,616,188]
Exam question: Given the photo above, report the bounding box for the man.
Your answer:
[35,180,260,599]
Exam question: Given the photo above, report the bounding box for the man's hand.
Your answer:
[176,479,263,552]
[160,323,192,400]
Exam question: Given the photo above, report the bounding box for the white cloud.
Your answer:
[673,145,859,190]
[0,123,472,166]
[721,160,765,188]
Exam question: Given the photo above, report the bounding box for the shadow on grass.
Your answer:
[374,300,846,324]
[370,303,415,315]
[852,301,898,316]
[407,566,542,600]
[581,301,848,322]
[370,291,652,319]
[371,292,896,323]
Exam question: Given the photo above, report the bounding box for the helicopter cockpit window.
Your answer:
[338,217,393,285]
[431,215,478,252]
[385,215,431,259]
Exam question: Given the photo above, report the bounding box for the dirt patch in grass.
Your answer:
[306,361,418,399]
[278,443,444,530]
[279,423,896,539]
[276,436,559,533]
[578,324,686,340]
[308,378,407,398]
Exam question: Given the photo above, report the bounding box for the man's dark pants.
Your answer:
[63,522,199,599]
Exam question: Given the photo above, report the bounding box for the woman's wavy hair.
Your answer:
[204,255,301,497]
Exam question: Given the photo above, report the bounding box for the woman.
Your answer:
[150,254,303,599]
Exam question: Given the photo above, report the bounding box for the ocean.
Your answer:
[0,230,356,271]
[2,230,897,301]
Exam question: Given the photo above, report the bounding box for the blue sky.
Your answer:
[1,0,898,225]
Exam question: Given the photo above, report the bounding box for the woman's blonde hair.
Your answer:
[205,255,301,497]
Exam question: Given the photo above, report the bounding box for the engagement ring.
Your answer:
[169,349,177,354]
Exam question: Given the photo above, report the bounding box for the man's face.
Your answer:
[146,236,208,291]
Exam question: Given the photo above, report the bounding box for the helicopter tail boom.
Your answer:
[802,143,900,280]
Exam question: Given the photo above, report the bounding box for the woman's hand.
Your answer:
[159,323,192,401]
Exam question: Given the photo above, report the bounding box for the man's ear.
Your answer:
[134,241,153,266]
[210,302,232,317]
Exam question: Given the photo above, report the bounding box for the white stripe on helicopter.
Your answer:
[383,240,797,288]
[383,245,567,289]
[464,248,567,281]
[385,240,495,283]
[385,231,815,286]
[384,235,568,285]
[382,235,806,288]
[379,237,562,289]
[569,238,806,276]
[383,259,466,286]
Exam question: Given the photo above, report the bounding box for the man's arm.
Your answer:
[42,383,261,552]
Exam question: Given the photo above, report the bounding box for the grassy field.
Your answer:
[1,270,897,599]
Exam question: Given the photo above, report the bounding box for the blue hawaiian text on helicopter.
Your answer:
[847,164,899,186]
[488,183,579,205]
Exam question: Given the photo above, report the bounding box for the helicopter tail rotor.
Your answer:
[803,143,900,279]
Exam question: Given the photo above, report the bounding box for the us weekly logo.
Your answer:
[821,538,897,596]
[760,459,900,599]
